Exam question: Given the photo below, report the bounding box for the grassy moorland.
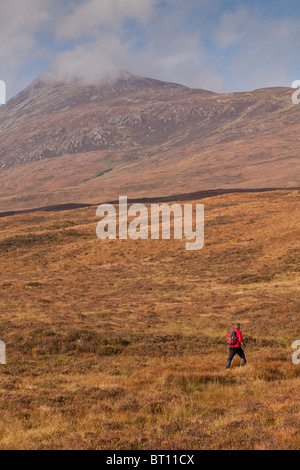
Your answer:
[0,190,299,450]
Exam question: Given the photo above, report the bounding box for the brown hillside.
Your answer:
[0,73,299,211]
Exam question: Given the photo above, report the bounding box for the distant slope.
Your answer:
[1,187,300,219]
[0,72,299,211]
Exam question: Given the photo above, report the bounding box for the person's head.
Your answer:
[235,322,241,330]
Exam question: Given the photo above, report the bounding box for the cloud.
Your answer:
[47,0,161,84]
[213,6,300,90]
[130,28,224,91]
[46,35,131,84]
[1,0,300,96]
[49,0,224,91]
[0,0,61,94]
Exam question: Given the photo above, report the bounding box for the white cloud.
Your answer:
[0,0,61,94]
[1,1,300,96]
[56,0,159,40]
[49,0,224,91]
[0,2,46,61]
[46,35,131,84]
[213,6,300,90]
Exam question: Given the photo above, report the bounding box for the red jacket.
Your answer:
[227,328,243,348]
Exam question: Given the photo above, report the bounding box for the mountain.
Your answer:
[0,72,299,211]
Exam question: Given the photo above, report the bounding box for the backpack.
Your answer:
[227,329,238,346]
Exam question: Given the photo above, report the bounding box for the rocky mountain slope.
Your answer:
[0,72,299,211]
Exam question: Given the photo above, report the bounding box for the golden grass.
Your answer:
[0,190,299,449]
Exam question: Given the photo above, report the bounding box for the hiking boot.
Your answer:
[226,360,231,369]
[241,358,247,366]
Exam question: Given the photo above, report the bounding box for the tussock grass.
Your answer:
[0,191,299,449]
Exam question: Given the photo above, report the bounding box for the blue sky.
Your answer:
[1,0,300,98]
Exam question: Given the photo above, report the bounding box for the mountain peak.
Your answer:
[22,69,189,98]
[0,71,199,136]
[0,70,298,212]
[0,70,195,124]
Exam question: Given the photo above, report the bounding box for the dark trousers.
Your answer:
[228,347,246,363]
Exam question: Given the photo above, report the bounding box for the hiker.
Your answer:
[226,322,246,369]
